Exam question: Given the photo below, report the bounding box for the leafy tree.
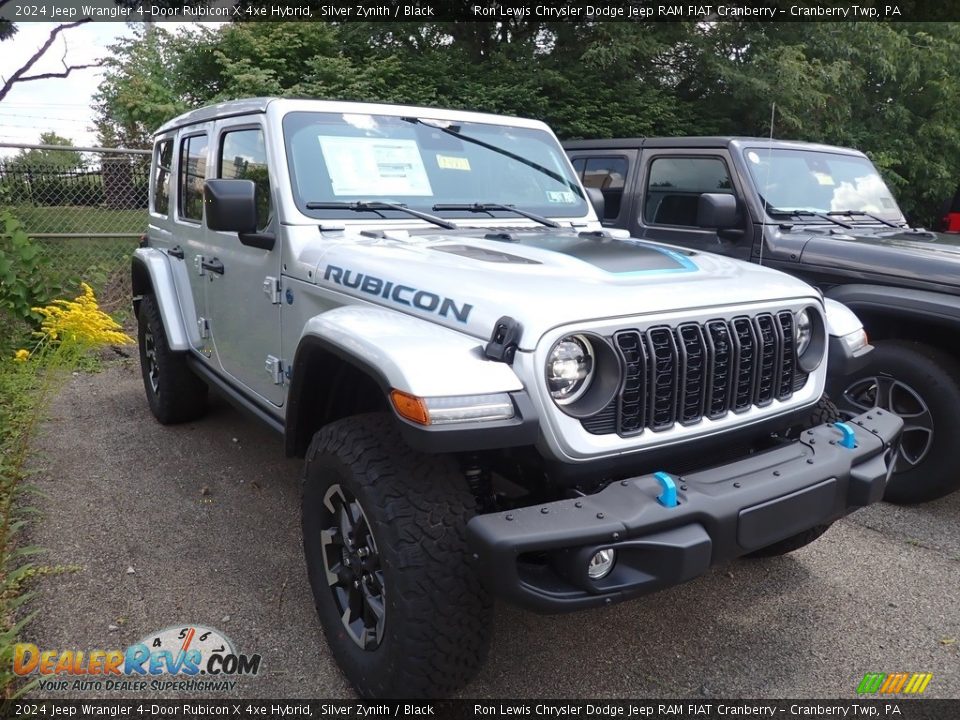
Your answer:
[93,20,960,226]
[7,132,84,168]
[685,22,960,225]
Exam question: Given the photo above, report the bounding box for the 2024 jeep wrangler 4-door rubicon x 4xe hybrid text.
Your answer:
[565,137,960,503]
[133,99,900,698]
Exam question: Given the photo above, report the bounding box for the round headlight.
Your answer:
[546,335,594,404]
[795,308,813,356]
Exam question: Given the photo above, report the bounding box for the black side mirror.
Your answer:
[585,187,605,221]
[697,193,738,230]
[204,179,275,250]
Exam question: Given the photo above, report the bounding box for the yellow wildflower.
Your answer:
[14,349,30,362]
[31,283,133,350]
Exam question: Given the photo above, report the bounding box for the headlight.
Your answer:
[795,308,813,355]
[794,306,827,373]
[546,335,594,404]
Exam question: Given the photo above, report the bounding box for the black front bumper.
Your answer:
[467,409,902,613]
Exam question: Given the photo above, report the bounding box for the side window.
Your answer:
[219,128,272,231]
[570,157,586,176]
[178,134,208,223]
[581,157,628,220]
[152,139,173,215]
[644,157,732,227]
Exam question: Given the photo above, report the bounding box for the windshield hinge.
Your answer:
[484,316,522,364]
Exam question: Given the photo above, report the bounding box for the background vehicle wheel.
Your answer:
[301,413,492,699]
[746,396,839,558]
[137,294,207,424]
[830,340,960,504]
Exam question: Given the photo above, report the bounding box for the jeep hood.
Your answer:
[288,226,819,348]
[799,228,960,290]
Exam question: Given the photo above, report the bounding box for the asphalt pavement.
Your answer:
[21,359,960,699]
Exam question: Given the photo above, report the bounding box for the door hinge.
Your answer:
[265,355,284,385]
[263,276,281,304]
[194,255,205,276]
[197,317,210,339]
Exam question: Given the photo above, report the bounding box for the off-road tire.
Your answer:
[137,294,207,424]
[301,413,492,699]
[745,396,840,558]
[830,340,960,504]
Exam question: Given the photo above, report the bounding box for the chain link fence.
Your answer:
[0,143,151,317]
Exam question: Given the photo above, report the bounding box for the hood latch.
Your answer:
[484,316,522,364]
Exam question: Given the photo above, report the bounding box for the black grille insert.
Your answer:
[584,312,802,436]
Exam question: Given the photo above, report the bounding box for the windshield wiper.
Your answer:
[304,200,459,230]
[767,208,852,229]
[402,117,580,195]
[432,202,561,228]
[827,210,902,229]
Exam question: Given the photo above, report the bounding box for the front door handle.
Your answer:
[201,257,225,275]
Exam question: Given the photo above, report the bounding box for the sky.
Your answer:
[0,22,135,153]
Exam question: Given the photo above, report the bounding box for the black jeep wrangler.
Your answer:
[565,137,960,503]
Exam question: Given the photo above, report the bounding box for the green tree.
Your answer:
[685,22,960,225]
[8,132,84,168]
[93,20,960,226]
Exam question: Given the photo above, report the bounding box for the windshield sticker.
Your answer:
[546,190,576,204]
[881,197,896,209]
[318,136,433,196]
[747,151,761,164]
[813,172,835,186]
[436,154,471,171]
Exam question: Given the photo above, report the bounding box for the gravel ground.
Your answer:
[21,359,960,699]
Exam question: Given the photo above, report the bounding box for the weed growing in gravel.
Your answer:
[0,284,131,698]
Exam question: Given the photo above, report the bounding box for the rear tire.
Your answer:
[831,340,960,504]
[301,413,492,698]
[137,294,207,424]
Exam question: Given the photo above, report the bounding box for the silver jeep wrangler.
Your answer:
[133,98,901,698]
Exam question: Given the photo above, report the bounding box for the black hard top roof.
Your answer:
[561,136,866,157]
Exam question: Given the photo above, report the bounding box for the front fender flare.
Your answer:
[285,306,533,456]
[131,248,189,351]
[825,283,960,327]
[296,305,525,397]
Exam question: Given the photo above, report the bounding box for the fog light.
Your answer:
[587,548,616,580]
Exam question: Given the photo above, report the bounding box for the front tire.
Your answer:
[831,340,960,504]
[301,413,492,698]
[137,294,207,424]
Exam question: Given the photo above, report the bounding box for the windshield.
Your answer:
[742,147,904,221]
[282,111,588,220]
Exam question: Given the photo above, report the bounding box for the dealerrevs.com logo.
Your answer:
[14,625,261,693]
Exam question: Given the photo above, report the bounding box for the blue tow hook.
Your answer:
[833,421,857,449]
[654,471,678,508]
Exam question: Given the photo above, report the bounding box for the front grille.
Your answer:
[582,312,800,437]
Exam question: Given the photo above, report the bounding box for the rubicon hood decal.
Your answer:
[323,264,473,322]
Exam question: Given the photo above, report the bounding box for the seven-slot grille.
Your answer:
[581,311,804,437]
